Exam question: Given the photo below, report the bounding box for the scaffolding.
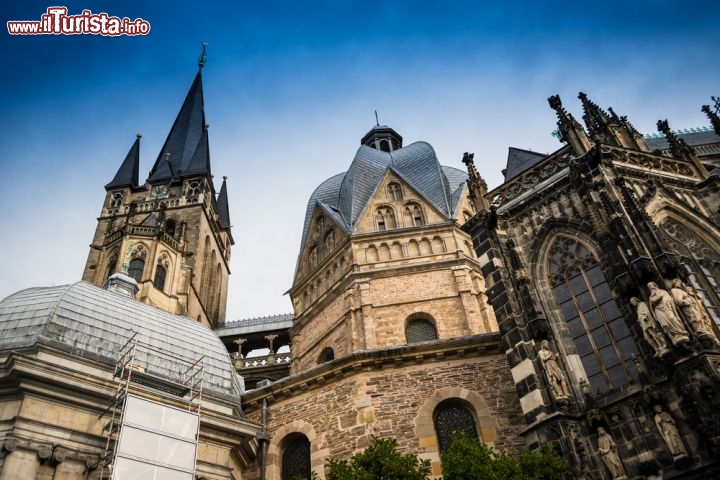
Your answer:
[97,331,205,479]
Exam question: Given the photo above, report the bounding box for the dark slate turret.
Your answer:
[105,134,141,190]
[217,176,231,230]
[147,71,209,183]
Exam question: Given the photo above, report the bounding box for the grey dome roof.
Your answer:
[0,282,243,398]
[297,141,467,272]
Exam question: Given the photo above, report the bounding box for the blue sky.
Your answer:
[1,1,719,320]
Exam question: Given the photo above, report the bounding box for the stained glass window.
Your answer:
[659,217,720,325]
[434,400,478,453]
[281,435,311,480]
[128,258,145,283]
[548,236,639,394]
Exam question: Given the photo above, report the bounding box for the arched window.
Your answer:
[379,139,390,152]
[105,253,118,280]
[404,203,425,227]
[547,236,639,394]
[318,347,334,364]
[153,265,167,291]
[376,206,396,231]
[387,182,403,201]
[434,399,479,453]
[128,258,144,282]
[165,219,176,237]
[406,316,438,343]
[281,434,311,480]
[658,217,720,324]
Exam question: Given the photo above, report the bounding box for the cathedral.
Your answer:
[1,58,720,480]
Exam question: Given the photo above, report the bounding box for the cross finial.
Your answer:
[198,41,208,70]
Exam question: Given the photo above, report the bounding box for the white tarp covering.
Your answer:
[113,395,199,480]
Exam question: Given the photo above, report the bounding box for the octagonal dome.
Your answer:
[0,282,243,398]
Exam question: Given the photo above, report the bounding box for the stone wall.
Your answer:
[243,346,525,480]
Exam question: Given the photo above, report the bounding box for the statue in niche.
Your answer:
[670,279,718,344]
[596,427,627,480]
[653,404,688,460]
[647,282,690,346]
[630,297,669,356]
[538,340,570,402]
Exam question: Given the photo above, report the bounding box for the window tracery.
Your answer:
[387,182,403,201]
[547,236,639,394]
[659,217,720,324]
[376,206,396,231]
[281,434,311,480]
[185,180,203,202]
[434,399,479,453]
[406,316,438,343]
[404,203,425,227]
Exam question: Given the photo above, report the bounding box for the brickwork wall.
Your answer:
[244,353,525,480]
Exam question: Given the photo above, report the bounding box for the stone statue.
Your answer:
[630,297,669,356]
[538,340,570,401]
[596,427,627,480]
[653,405,688,460]
[670,279,717,342]
[647,282,690,346]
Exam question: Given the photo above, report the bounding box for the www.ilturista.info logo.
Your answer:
[7,7,150,36]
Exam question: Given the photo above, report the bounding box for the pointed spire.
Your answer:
[702,104,720,136]
[106,134,141,190]
[462,152,489,211]
[608,107,650,151]
[217,176,231,229]
[657,119,708,179]
[147,71,208,183]
[578,92,612,138]
[548,94,592,155]
[184,124,211,177]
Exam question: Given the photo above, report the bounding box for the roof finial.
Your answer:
[374,110,380,126]
[198,41,208,70]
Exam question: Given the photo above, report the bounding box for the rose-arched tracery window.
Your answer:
[659,217,720,324]
[548,236,639,394]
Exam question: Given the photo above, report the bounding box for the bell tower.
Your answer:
[82,48,233,327]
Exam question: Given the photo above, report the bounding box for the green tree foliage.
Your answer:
[440,432,566,480]
[326,436,431,480]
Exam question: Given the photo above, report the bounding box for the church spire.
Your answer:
[147,67,208,183]
[217,176,231,230]
[548,94,592,155]
[462,152,489,211]
[106,134,141,190]
[578,91,612,138]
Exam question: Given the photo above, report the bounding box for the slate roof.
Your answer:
[645,129,720,152]
[0,282,244,398]
[147,72,210,183]
[106,135,140,189]
[297,141,468,274]
[503,147,548,182]
[217,177,231,229]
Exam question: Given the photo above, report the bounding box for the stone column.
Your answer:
[0,440,39,480]
[265,335,278,364]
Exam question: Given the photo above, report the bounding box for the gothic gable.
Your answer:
[353,170,450,234]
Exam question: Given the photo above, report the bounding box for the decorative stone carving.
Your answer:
[3,437,17,452]
[647,282,690,346]
[670,279,718,345]
[37,444,52,460]
[538,340,570,402]
[630,297,669,356]
[596,427,627,480]
[653,405,688,460]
